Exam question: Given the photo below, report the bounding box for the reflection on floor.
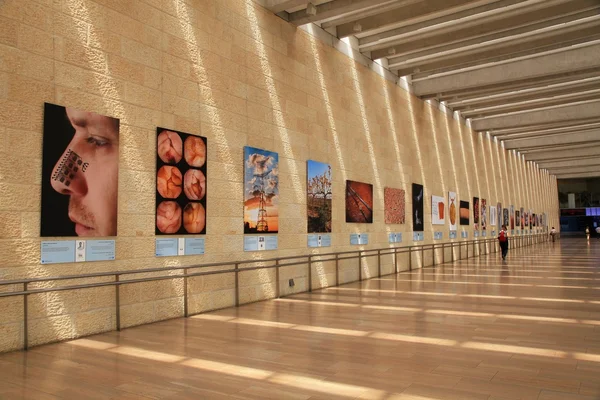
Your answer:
[1,239,599,399]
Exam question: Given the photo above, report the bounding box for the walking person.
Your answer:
[550,227,557,243]
[586,226,590,241]
[596,226,600,240]
[498,224,509,261]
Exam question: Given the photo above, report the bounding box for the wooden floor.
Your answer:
[1,239,600,400]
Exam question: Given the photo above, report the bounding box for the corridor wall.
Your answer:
[0,0,560,351]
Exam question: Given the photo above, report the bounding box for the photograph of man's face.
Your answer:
[41,103,119,237]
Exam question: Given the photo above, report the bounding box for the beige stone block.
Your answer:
[28,314,76,347]
[0,322,22,352]
[117,213,154,237]
[123,82,161,110]
[0,296,23,324]
[0,183,40,212]
[7,74,54,107]
[0,212,22,239]
[72,308,115,338]
[0,16,18,47]
[1,0,52,32]
[17,23,53,59]
[0,99,43,131]
[239,268,275,287]
[135,279,184,302]
[120,301,155,328]
[121,37,161,69]
[153,296,184,321]
[118,191,155,215]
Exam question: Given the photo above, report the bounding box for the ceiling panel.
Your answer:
[268,0,600,177]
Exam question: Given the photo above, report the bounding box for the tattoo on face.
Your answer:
[52,149,88,187]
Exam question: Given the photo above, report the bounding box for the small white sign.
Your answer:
[75,240,86,262]
[178,238,185,256]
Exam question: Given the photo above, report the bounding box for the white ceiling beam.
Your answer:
[504,130,600,150]
[488,118,600,136]
[471,99,600,131]
[538,157,600,169]
[434,69,600,101]
[555,169,600,179]
[287,0,399,25]
[336,0,487,38]
[412,41,600,97]
[461,88,600,119]
[523,145,600,161]
[375,2,600,61]
[262,0,309,14]
[320,1,414,30]
[359,0,531,48]
[389,20,600,76]
[384,9,600,62]
[448,77,600,110]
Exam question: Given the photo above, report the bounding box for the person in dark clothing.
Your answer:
[498,224,509,260]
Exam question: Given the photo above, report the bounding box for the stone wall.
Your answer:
[0,0,560,352]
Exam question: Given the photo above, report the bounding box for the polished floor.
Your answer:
[1,239,600,400]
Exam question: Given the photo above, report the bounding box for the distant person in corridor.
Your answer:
[498,224,509,260]
[550,227,557,243]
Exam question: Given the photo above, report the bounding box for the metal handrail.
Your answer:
[0,232,554,350]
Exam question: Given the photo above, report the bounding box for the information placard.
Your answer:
[41,241,75,265]
[413,232,424,241]
[308,234,331,248]
[388,233,402,243]
[461,231,468,238]
[474,231,480,238]
[86,240,116,262]
[350,233,368,245]
[449,231,457,239]
[482,231,487,237]
[434,232,443,240]
[156,238,179,257]
[244,235,278,251]
[185,238,205,255]
[491,230,496,237]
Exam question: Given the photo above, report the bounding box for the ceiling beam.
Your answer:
[383,7,600,61]
[448,77,600,110]
[538,157,600,169]
[287,0,398,26]
[336,0,488,38]
[263,0,308,14]
[523,145,600,161]
[433,68,600,101]
[412,41,600,97]
[320,0,418,30]
[360,0,529,48]
[375,1,600,60]
[488,118,600,136]
[504,129,600,150]
[390,23,600,76]
[471,99,600,131]
[460,89,600,119]
[555,169,600,179]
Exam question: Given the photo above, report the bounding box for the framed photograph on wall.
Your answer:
[459,200,469,225]
[384,187,405,224]
[412,183,424,231]
[449,191,458,230]
[431,195,445,225]
[473,197,480,230]
[41,103,120,237]
[346,180,373,223]
[244,146,279,233]
[307,160,332,233]
[155,128,207,235]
